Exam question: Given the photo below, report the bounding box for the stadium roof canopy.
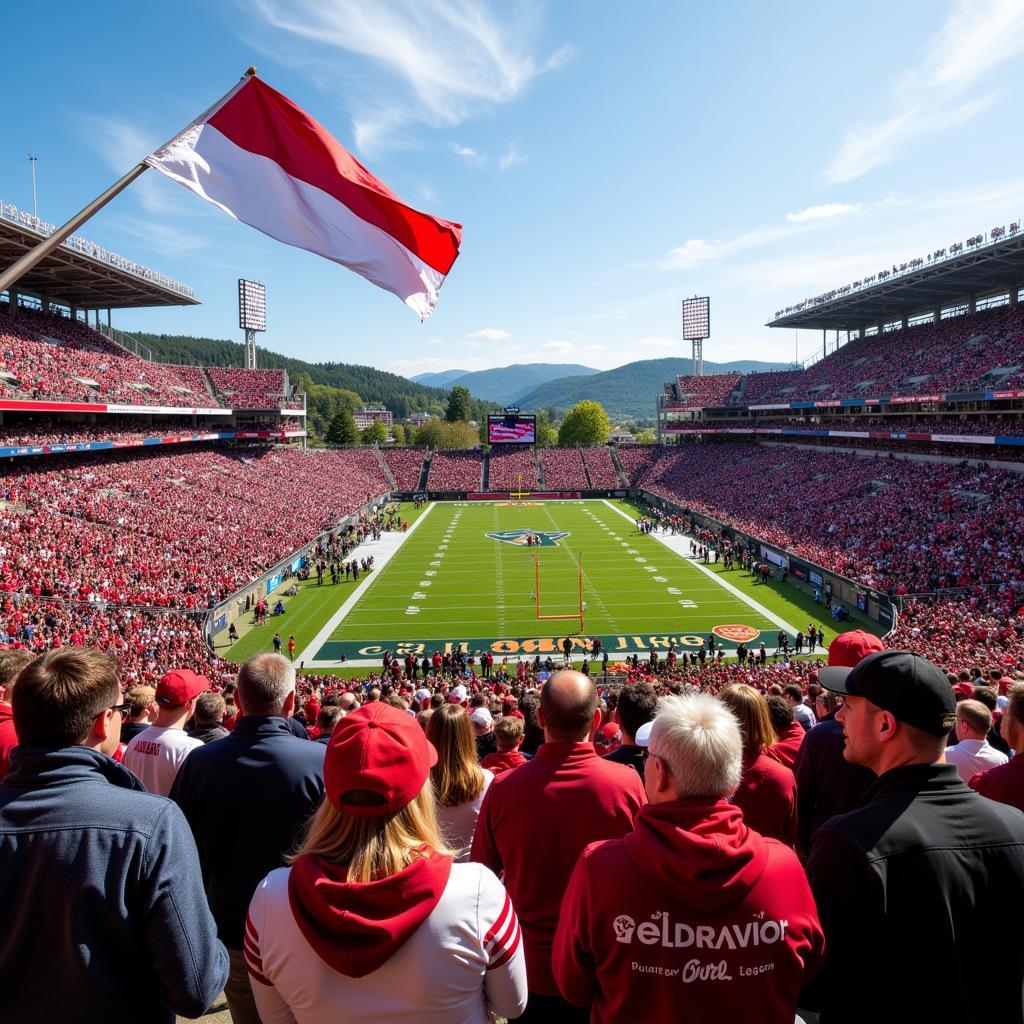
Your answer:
[0,202,198,310]
[767,229,1024,331]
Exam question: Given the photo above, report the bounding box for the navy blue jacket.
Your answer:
[169,715,325,948]
[0,746,227,1024]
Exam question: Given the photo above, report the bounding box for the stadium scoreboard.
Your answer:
[682,296,710,341]
[238,279,267,332]
[488,412,536,444]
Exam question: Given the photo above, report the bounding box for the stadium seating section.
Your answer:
[0,306,301,409]
[486,445,539,490]
[662,306,1024,407]
[427,450,482,491]
[540,448,588,489]
[674,372,741,406]
[381,446,426,490]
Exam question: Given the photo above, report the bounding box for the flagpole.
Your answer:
[0,67,259,300]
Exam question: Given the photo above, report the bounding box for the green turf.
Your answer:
[274,499,845,664]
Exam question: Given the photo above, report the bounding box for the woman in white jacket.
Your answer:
[245,701,527,1024]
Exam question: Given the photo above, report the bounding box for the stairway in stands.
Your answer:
[417,450,432,492]
[609,447,631,488]
[534,447,546,488]
[374,447,398,490]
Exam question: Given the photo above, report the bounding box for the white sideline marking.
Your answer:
[295,503,436,665]
[600,500,800,636]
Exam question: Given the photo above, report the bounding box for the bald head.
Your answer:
[539,670,600,742]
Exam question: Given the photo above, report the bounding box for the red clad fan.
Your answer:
[472,671,645,1023]
[553,692,824,1023]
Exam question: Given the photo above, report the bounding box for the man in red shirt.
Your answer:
[472,670,645,1023]
[0,649,36,780]
[970,684,1024,811]
[553,692,824,1023]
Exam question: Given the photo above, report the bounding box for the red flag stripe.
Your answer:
[209,78,461,276]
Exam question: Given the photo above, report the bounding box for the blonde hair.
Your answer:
[718,684,777,758]
[427,702,486,807]
[288,783,452,882]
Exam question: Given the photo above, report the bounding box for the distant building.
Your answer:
[609,430,635,443]
[407,412,431,427]
[354,408,393,432]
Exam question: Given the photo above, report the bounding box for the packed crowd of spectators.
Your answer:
[670,414,1024,436]
[381,446,426,490]
[426,449,482,491]
[487,445,539,491]
[581,445,620,487]
[539,447,588,489]
[0,445,389,609]
[669,372,741,406]
[207,367,301,409]
[632,441,1024,595]
[741,305,1024,404]
[0,306,305,411]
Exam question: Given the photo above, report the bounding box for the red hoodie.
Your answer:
[286,848,452,977]
[765,721,805,771]
[553,799,824,1023]
[732,751,797,847]
[0,703,17,781]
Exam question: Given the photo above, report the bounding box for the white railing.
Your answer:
[0,199,194,299]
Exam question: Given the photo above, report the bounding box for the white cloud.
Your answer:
[825,0,1024,182]
[451,142,486,167]
[499,140,527,171]
[467,327,510,341]
[421,184,437,202]
[249,0,572,152]
[659,225,791,271]
[79,115,180,215]
[786,203,859,224]
[542,340,573,353]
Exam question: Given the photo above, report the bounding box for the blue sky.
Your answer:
[5,0,1024,377]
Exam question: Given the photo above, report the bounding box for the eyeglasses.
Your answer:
[109,698,132,716]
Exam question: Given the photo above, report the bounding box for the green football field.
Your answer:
[219,499,853,669]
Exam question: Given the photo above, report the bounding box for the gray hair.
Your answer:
[648,693,743,800]
[237,654,296,716]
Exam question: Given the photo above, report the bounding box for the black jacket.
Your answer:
[794,710,874,858]
[169,716,324,948]
[804,762,1024,1023]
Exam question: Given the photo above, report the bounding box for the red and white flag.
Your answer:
[145,75,462,320]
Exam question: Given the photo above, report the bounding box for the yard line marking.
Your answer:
[600,500,800,636]
[295,502,436,664]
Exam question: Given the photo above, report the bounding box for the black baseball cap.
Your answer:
[819,649,956,736]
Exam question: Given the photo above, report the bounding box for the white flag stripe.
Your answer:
[147,123,445,320]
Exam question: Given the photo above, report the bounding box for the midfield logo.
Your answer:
[487,529,570,547]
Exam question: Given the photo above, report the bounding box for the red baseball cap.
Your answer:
[819,630,885,688]
[324,702,438,817]
[156,669,211,707]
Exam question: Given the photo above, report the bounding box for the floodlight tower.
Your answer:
[682,296,710,376]
[238,278,266,369]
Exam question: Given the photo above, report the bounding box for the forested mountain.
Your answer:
[515,357,792,420]
[412,362,601,403]
[131,333,493,421]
